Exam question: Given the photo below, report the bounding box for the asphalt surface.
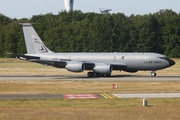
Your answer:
[0,75,180,81]
[0,94,104,100]
[113,93,180,98]
[0,75,180,99]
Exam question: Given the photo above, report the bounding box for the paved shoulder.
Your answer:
[114,93,180,98]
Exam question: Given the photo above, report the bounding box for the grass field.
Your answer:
[0,98,180,120]
[0,58,180,120]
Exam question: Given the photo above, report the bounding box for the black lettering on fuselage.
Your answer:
[144,61,161,64]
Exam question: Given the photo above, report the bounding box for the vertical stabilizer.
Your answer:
[21,23,53,54]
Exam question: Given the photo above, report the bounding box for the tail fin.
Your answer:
[21,23,53,54]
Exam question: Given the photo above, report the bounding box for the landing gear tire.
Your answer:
[93,72,100,77]
[87,72,111,77]
[87,72,94,77]
[151,71,156,77]
[105,73,111,77]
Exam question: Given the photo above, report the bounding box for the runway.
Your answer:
[0,75,180,100]
[0,75,180,81]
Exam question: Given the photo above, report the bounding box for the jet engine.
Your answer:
[93,64,112,75]
[65,62,85,72]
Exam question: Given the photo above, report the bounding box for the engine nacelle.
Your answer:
[65,62,85,72]
[93,64,112,75]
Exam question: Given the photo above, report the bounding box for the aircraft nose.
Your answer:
[168,58,175,66]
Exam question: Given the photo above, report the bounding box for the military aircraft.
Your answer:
[17,23,175,77]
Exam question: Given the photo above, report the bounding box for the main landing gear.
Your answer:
[151,71,156,77]
[87,72,111,77]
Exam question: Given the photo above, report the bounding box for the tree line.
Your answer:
[0,9,180,58]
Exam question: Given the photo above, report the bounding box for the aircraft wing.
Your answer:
[16,54,127,70]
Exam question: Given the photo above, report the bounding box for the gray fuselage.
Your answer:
[26,52,175,72]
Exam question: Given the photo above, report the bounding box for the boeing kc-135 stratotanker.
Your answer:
[16,23,175,77]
